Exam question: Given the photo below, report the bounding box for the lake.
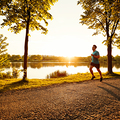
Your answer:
[4,62,120,79]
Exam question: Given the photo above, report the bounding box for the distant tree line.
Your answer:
[5,54,120,63]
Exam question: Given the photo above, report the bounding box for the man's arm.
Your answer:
[91,54,100,58]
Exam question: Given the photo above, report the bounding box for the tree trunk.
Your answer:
[23,10,30,80]
[106,13,113,74]
[107,39,113,74]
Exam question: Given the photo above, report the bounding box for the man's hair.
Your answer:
[93,45,97,49]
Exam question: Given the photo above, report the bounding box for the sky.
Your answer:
[0,0,120,57]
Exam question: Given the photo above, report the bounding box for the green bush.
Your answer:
[47,70,68,78]
[0,72,12,79]
[0,68,21,79]
[12,68,20,78]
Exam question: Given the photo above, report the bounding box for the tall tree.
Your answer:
[0,0,58,80]
[0,34,9,71]
[77,0,120,74]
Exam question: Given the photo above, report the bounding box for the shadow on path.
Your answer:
[98,83,120,101]
[0,80,28,93]
[102,82,120,91]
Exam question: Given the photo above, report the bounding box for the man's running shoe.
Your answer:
[100,77,103,82]
[91,76,95,80]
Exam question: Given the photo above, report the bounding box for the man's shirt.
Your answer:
[91,51,99,64]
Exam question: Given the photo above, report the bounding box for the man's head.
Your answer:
[92,45,97,51]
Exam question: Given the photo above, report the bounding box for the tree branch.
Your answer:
[96,18,106,31]
[111,20,117,36]
[111,19,119,39]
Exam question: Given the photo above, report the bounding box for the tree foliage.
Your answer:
[10,55,22,62]
[29,55,43,61]
[0,0,12,10]
[0,0,58,34]
[78,0,120,45]
[0,34,9,70]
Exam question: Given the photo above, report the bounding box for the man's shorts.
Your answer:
[90,62,100,69]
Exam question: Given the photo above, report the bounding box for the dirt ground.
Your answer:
[0,78,120,120]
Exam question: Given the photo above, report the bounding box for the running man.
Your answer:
[89,45,103,82]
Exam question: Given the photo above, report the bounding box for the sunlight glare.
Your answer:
[44,35,93,57]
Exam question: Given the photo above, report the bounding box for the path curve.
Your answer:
[0,79,120,120]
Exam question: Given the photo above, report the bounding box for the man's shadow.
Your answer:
[98,81,120,101]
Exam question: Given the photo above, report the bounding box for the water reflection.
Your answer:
[10,62,120,68]
[6,62,120,79]
[11,62,91,68]
[11,62,22,68]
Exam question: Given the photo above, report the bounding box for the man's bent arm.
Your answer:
[93,55,100,59]
[91,54,100,59]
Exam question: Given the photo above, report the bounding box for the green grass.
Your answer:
[0,72,120,93]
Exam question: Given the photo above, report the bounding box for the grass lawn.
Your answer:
[0,72,120,93]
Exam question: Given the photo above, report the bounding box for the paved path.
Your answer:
[0,79,120,120]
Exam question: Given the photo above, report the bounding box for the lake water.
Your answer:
[4,62,120,79]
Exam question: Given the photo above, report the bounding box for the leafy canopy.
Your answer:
[0,0,58,34]
[77,0,120,46]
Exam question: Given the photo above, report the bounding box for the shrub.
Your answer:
[47,70,68,78]
[12,68,20,78]
[0,68,21,79]
[0,72,12,79]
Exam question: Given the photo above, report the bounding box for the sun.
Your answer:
[66,56,73,63]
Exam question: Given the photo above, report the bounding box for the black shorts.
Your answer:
[90,62,100,69]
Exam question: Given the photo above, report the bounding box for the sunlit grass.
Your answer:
[0,72,120,92]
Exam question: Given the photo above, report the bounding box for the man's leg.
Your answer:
[97,68,103,82]
[89,65,95,79]
[97,68,102,78]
